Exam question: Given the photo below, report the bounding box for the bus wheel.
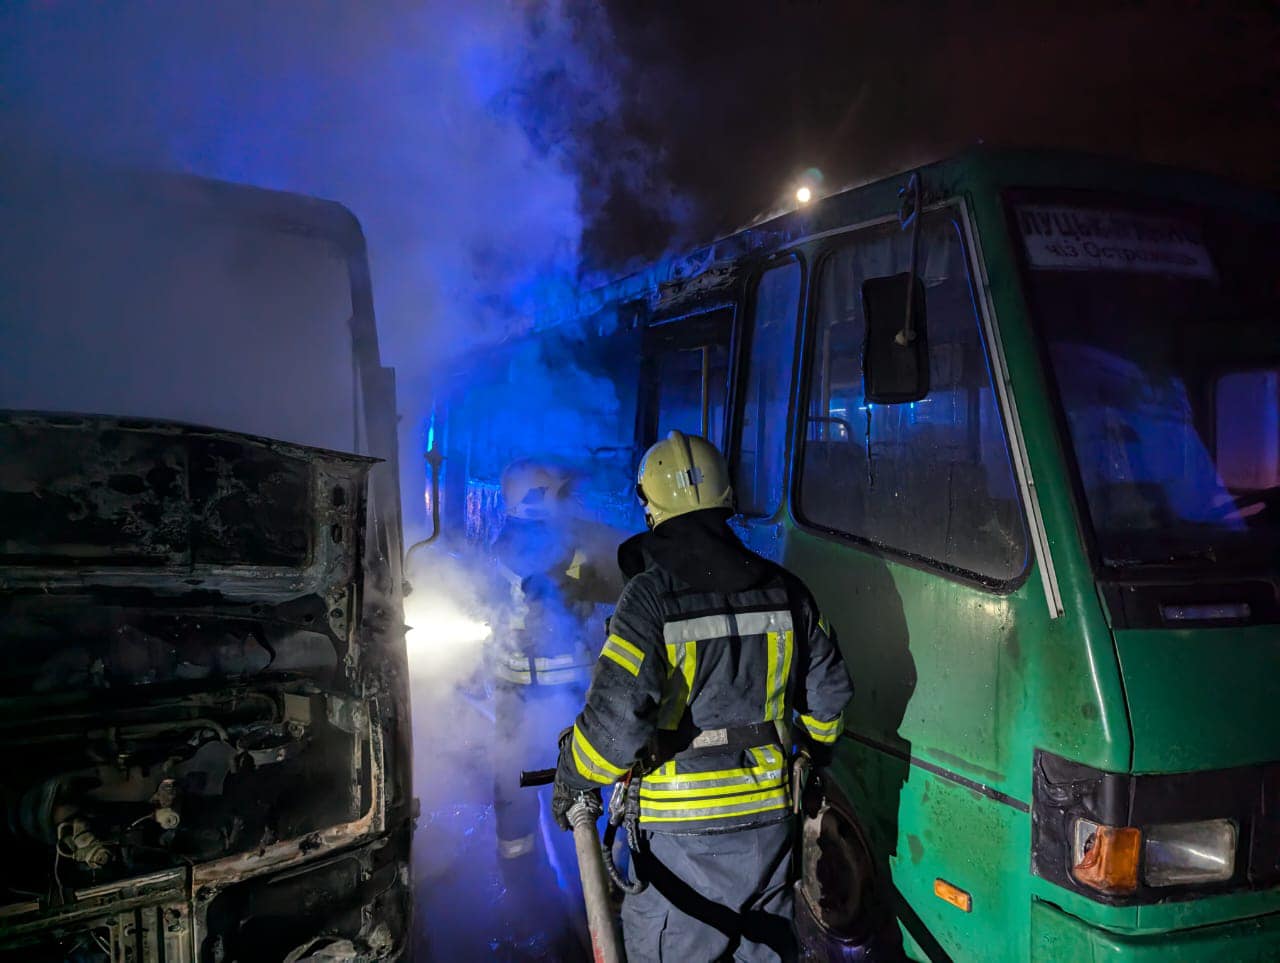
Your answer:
[794,774,884,961]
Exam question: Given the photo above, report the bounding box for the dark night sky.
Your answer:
[568,0,1279,270]
[2,0,1275,334]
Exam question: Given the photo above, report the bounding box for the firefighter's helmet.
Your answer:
[635,431,733,529]
[501,460,573,521]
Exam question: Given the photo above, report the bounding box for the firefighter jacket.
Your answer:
[555,508,853,834]
[489,516,625,690]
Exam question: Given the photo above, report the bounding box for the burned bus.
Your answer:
[0,165,413,960]
[426,148,1280,960]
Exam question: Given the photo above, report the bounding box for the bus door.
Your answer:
[786,206,1037,958]
[640,305,735,449]
[729,256,806,561]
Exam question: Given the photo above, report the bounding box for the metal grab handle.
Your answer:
[792,752,813,816]
[897,171,923,347]
[403,447,444,575]
[807,415,853,441]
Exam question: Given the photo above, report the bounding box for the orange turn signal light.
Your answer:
[933,877,972,913]
[1072,822,1141,895]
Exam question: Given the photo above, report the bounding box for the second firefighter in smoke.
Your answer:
[487,459,625,953]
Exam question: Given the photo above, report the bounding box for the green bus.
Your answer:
[426,148,1280,960]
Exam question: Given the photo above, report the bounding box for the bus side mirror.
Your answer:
[862,273,929,404]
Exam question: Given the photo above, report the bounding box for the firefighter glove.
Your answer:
[797,730,835,769]
[552,780,602,831]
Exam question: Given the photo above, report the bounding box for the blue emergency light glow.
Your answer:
[1160,603,1251,623]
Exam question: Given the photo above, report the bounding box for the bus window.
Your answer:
[797,215,1028,583]
[643,307,734,449]
[1017,204,1279,570]
[734,259,802,516]
[655,345,729,447]
[1215,369,1279,497]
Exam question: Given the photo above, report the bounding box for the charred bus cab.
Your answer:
[0,169,413,961]
[429,149,1280,960]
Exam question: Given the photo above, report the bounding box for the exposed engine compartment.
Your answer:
[3,675,369,899]
[0,414,411,962]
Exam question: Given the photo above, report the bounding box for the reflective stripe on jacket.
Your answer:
[557,560,853,834]
[637,744,789,831]
[494,650,593,686]
[490,553,601,688]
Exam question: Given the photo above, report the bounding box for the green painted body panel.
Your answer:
[783,517,1137,961]
[1115,625,1280,772]
[832,738,1031,962]
[1031,900,1280,962]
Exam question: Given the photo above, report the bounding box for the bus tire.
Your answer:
[794,772,897,961]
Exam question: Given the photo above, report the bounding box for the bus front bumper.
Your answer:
[1031,899,1280,962]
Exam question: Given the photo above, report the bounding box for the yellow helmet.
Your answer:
[636,431,733,529]
[501,459,572,521]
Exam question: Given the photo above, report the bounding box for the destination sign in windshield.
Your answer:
[1016,204,1217,280]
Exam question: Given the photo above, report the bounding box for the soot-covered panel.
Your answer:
[0,412,376,582]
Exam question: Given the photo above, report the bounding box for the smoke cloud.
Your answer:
[4,1,580,342]
[0,0,679,531]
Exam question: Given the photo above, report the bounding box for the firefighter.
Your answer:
[552,431,853,962]
[488,459,623,955]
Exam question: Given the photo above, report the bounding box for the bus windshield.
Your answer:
[1013,196,1280,569]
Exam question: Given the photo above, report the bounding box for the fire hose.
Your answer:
[520,767,639,963]
[522,751,819,962]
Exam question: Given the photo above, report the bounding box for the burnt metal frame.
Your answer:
[727,251,809,522]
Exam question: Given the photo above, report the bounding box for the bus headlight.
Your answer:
[1034,750,1262,902]
[1143,819,1236,887]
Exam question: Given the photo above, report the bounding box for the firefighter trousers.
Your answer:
[623,817,797,962]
